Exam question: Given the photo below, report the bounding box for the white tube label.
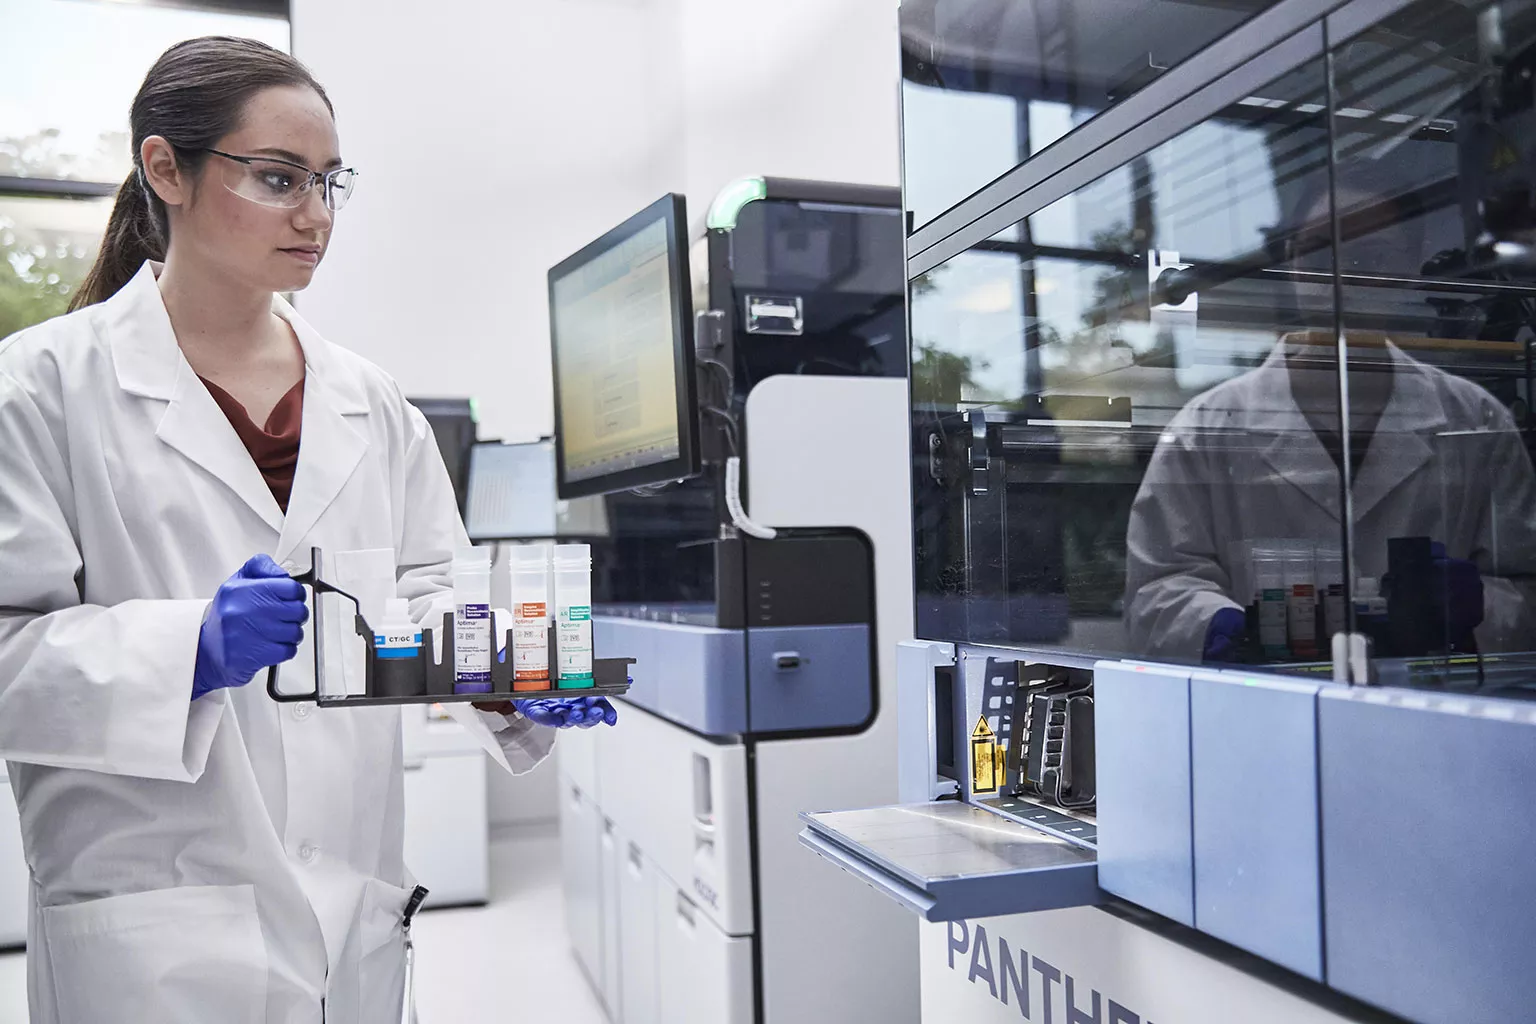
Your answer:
[514,601,549,681]
[455,603,492,682]
[557,604,593,681]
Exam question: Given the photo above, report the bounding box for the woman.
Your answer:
[0,37,612,1023]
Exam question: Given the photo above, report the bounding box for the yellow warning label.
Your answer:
[971,715,999,793]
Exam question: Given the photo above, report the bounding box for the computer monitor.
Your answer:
[407,397,477,515]
[463,440,558,541]
[548,193,700,499]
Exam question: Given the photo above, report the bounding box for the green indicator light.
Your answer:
[469,397,481,423]
[706,177,766,230]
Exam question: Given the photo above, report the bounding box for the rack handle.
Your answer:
[265,547,366,704]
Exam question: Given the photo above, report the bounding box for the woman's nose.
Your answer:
[292,185,333,230]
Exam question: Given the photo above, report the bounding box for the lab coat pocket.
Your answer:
[345,877,412,1024]
[42,883,268,1024]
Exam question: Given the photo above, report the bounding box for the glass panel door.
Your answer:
[912,53,1350,668]
[1331,0,1536,689]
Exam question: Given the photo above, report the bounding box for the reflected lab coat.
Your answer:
[1125,340,1536,662]
[0,263,553,1023]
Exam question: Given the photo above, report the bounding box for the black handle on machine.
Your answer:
[265,546,367,704]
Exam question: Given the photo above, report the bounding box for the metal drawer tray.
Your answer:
[799,801,1101,923]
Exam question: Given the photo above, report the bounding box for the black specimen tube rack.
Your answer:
[266,546,634,707]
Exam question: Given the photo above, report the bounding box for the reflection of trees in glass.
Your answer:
[912,340,989,405]
[0,209,100,339]
[0,130,132,182]
[1086,224,1138,328]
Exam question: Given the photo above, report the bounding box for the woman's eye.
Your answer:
[259,170,296,193]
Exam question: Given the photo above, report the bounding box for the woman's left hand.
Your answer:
[474,696,618,729]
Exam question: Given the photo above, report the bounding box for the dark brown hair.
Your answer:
[70,36,333,311]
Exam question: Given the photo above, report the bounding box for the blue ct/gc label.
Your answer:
[375,632,422,659]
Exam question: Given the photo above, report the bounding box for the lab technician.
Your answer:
[1125,168,1536,663]
[0,37,612,1023]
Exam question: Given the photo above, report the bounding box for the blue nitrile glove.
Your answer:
[1203,606,1248,663]
[193,554,309,700]
[514,697,619,729]
[1431,541,1484,648]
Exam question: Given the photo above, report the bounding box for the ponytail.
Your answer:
[69,170,167,312]
[67,36,332,312]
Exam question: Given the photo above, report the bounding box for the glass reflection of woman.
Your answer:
[1124,164,1536,665]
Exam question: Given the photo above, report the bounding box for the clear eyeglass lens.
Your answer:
[219,158,310,209]
[324,169,357,211]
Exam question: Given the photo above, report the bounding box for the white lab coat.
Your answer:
[0,263,553,1023]
[1125,339,1536,662]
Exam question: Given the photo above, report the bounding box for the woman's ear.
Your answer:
[140,136,188,208]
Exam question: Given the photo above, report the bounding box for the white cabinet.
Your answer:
[560,777,604,988]
[402,753,487,908]
[600,817,622,1015]
[619,841,660,1024]
[656,876,754,1024]
[595,706,753,936]
[559,724,600,802]
[0,776,26,948]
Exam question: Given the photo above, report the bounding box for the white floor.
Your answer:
[0,830,608,1024]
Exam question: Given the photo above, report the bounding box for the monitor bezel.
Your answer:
[548,193,700,500]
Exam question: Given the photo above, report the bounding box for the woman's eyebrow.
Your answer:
[249,145,344,170]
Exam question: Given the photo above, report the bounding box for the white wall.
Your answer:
[292,0,903,829]
[672,0,902,214]
[292,0,681,443]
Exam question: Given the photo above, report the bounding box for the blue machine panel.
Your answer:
[1320,688,1536,1023]
[1094,661,1195,927]
[1193,671,1322,981]
[746,624,871,734]
[593,616,746,735]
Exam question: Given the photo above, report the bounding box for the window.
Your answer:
[0,0,290,334]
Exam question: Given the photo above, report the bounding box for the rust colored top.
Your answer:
[201,376,305,513]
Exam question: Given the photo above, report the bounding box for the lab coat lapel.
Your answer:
[1349,342,1442,522]
[1248,345,1343,521]
[108,264,285,534]
[273,303,370,565]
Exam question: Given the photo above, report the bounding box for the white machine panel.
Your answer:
[561,776,604,988]
[656,874,754,1024]
[595,705,753,936]
[920,908,1359,1023]
[620,841,661,1024]
[402,754,487,908]
[746,374,921,1022]
[0,775,26,948]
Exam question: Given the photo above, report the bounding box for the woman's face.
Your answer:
[153,84,342,294]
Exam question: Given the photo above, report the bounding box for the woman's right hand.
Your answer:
[192,555,309,700]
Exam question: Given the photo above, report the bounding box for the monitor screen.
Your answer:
[464,441,558,541]
[549,193,698,498]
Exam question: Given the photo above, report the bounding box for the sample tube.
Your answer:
[453,546,493,694]
[554,543,594,689]
[1286,545,1319,660]
[1316,545,1346,643]
[373,598,426,698]
[1254,547,1289,659]
[511,544,552,692]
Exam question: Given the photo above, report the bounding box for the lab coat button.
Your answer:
[298,843,318,863]
[293,704,310,720]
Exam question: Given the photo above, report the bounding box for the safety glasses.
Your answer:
[201,149,359,212]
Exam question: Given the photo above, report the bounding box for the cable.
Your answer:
[724,456,777,540]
